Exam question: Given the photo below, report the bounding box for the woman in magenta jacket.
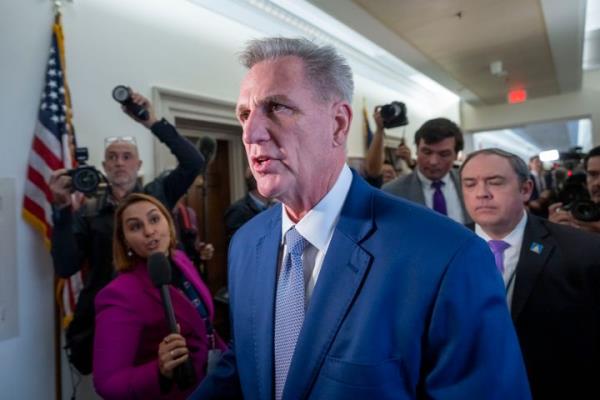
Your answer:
[93,193,225,399]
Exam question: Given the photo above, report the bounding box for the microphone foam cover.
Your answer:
[198,136,217,163]
[147,252,172,287]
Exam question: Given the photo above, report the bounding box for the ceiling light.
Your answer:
[539,149,560,162]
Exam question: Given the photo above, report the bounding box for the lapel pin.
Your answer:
[529,242,543,254]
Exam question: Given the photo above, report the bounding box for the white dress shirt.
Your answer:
[417,169,465,224]
[475,211,528,307]
[280,164,352,306]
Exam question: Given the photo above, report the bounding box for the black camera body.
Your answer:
[67,148,104,195]
[379,101,408,129]
[557,174,600,222]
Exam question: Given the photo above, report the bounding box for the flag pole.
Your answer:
[55,6,63,400]
[52,5,64,400]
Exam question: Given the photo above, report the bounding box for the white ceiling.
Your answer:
[309,0,587,106]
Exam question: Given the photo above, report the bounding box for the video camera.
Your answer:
[66,148,105,195]
[378,101,408,129]
[556,173,600,222]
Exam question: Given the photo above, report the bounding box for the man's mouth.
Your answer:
[252,155,275,172]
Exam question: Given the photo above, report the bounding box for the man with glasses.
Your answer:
[48,90,204,374]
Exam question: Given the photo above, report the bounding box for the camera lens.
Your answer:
[112,85,131,103]
[72,168,100,194]
[571,201,600,222]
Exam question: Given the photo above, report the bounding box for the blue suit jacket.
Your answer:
[192,172,530,399]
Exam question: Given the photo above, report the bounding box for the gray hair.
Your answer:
[239,37,354,103]
[460,148,530,184]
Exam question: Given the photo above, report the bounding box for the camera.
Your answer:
[112,85,149,121]
[556,173,600,222]
[379,101,408,129]
[66,148,104,195]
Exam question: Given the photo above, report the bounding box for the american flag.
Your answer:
[22,17,83,327]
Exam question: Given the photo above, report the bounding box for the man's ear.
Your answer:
[332,101,352,147]
[137,160,143,171]
[521,179,534,199]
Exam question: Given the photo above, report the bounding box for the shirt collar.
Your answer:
[476,211,528,247]
[281,164,353,251]
[416,168,451,187]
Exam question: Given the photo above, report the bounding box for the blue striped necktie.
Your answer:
[274,227,308,400]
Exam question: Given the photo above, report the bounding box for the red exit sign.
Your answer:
[508,89,527,104]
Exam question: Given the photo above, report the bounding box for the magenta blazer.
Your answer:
[93,250,224,400]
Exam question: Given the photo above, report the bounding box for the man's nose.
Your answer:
[242,110,270,144]
[428,154,440,165]
[475,183,491,198]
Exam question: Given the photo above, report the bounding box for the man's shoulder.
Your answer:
[371,186,476,245]
[382,171,416,188]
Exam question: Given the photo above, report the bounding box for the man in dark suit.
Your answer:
[460,147,600,399]
[191,37,529,400]
[383,118,470,224]
[224,167,271,242]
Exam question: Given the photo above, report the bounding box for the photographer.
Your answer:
[363,106,414,188]
[48,90,204,374]
[548,145,600,233]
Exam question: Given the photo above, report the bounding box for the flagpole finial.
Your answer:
[53,0,62,14]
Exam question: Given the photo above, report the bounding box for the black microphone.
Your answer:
[112,85,149,121]
[147,253,196,389]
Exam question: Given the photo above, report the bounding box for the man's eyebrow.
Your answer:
[237,94,294,113]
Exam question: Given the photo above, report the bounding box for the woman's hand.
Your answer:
[158,331,190,379]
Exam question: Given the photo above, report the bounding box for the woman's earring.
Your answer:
[127,247,133,257]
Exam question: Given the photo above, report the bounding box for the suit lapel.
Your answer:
[450,169,472,224]
[511,215,555,321]
[409,171,426,204]
[283,173,375,399]
[250,207,281,400]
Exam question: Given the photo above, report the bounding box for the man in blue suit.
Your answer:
[191,37,530,400]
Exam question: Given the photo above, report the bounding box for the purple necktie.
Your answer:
[431,180,447,215]
[274,227,308,400]
[488,240,510,273]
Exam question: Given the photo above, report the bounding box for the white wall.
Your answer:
[0,0,458,398]
[461,69,600,145]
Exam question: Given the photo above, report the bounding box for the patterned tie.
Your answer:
[431,180,447,215]
[274,227,309,400]
[488,240,510,273]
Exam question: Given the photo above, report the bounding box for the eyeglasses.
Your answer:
[104,136,137,148]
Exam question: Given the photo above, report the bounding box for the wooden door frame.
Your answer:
[151,86,245,202]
